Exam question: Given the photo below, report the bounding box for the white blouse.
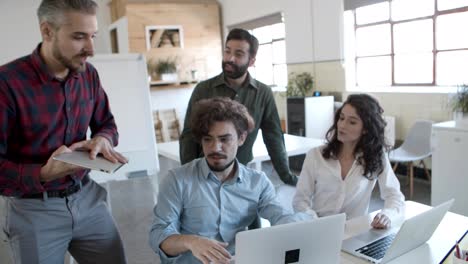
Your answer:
[293,146,405,221]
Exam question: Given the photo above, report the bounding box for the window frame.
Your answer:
[249,25,287,87]
[352,1,468,87]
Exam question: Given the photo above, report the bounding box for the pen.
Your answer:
[455,242,461,258]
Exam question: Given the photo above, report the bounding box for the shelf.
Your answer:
[150,82,198,91]
[150,80,180,86]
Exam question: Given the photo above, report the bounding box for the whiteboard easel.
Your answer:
[88,54,159,182]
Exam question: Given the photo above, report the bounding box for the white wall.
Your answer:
[150,85,196,124]
[0,0,41,64]
[95,0,112,54]
[311,0,344,61]
[219,0,314,63]
[218,0,343,63]
[0,0,111,65]
[108,17,129,53]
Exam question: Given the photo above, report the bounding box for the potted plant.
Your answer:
[451,84,468,123]
[286,72,314,97]
[156,57,178,81]
[146,58,158,80]
[155,57,178,82]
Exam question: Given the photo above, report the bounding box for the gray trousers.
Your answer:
[0,180,127,264]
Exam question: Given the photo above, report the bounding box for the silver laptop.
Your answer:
[53,151,125,174]
[234,213,345,264]
[342,199,454,263]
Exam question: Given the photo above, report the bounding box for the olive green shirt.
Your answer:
[179,73,297,185]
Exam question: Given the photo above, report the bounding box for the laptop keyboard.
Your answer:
[355,233,397,260]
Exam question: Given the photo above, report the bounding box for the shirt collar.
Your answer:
[214,72,259,90]
[200,158,244,184]
[31,43,80,84]
[322,145,364,161]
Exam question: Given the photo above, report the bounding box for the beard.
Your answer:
[222,61,249,79]
[52,39,90,73]
[206,153,236,172]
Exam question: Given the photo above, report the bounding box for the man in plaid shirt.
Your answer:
[0,0,128,263]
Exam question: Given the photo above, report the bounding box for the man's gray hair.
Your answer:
[37,0,98,29]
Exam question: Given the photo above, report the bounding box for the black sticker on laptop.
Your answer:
[284,249,300,263]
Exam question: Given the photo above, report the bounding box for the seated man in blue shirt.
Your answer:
[149,97,311,264]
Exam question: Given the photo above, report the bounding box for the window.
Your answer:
[346,0,468,88]
[248,22,287,88]
[228,13,287,89]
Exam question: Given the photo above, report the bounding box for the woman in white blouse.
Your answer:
[293,94,405,229]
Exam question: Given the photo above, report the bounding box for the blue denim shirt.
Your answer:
[149,158,310,263]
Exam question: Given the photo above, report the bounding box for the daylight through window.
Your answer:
[347,0,468,88]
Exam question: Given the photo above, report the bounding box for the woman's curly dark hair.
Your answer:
[191,97,255,142]
[322,94,390,180]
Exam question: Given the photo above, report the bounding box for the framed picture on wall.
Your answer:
[145,25,184,50]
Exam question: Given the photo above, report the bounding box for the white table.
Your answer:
[341,201,468,263]
[157,133,324,170]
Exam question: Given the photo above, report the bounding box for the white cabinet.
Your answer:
[286,96,334,139]
[432,121,468,216]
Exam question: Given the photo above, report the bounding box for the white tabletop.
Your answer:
[341,201,468,263]
[157,132,324,170]
[156,141,182,162]
[433,120,468,132]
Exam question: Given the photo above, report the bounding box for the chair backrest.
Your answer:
[153,108,181,142]
[399,119,433,156]
[384,115,396,148]
[153,111,164,143]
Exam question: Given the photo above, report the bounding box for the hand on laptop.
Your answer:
[188,236,232,264]
[371,213,391,229]
[69,136,128,164]
[40,145,82,182]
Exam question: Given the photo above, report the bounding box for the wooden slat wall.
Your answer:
[126,0,218,3]
[109,0,127,22]
[126,2,222,81]
[109,0,218,22]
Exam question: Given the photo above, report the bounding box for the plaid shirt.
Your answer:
[0,44,119,197]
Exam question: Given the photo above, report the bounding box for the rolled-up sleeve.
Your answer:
[149,170,184,262]
[378,154,405,221]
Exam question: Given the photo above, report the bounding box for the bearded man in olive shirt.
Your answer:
[179,28,297,186]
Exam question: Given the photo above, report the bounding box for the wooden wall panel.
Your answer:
[125,2,223,81]
[126,0,217,3]
[109,0,127,22]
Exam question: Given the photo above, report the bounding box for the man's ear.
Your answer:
[40,21,55,42]
[238,131,247,146]
[248,57,256,67]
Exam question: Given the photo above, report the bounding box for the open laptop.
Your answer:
[342,199,454,263]
[234,213,345,264]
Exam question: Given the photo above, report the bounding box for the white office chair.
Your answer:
[389,120,433,199]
